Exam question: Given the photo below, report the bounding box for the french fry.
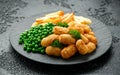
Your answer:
[43,17,61,24]
[68,21,75,26]
[57,11,64,16]
[36,17,45,23]
[62,13,69,20]
[74,16,92,25]
[62,13,74,23]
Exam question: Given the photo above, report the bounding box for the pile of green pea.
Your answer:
[19,23,54,54]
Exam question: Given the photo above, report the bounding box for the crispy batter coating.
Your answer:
[68,22,84,34]
[88,31,95,36]
[87,42,96,53]
[59,34,76,45]
[76,39,96,55]
[81,34,89,44]
[61,45,77,59]
[84,34,97,45]
[45,46,61,56]
[41,34,59,47]
[76,39,88,55]
[53,26,69,35]
[80,25,91,33]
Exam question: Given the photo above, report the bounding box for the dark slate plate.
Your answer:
[9,12,112,65]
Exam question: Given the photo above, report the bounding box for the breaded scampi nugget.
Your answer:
[76,39,88,55]
[53,26,69,35]
[88,31,95,36]
[41,34,59,47]
[84,34,97,45]
[59,34,76,45]
[81,34,89,44]
[61,45,77,59]
[45,46,61,56]
[87,42,96,53]
[68,22,84,34]
[80,25,91,33]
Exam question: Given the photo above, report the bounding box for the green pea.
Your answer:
[23,45,27,50]
[19,39,23,44]
[38,30,41,33]
[26,47,31,52]
[40,49,45,54]
[32,42,35,47]
[35,44,38,48]
[32,48,35,51]
[33,48,37,53]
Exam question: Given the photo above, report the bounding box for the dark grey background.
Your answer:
[0,0,120,75]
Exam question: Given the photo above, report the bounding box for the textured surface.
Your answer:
[0,0,120,75]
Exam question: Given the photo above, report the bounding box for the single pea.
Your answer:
[27,40,31,43]
[35,44,38,48]
[32,48,35,51]
[41,35,46,38]
[32,48,36,53]
[23,31,27,35]
[33,37,37,41]
[43,29,47,32]
[37,36,41,39]
[23,45,27,50]
[32,42,35,47]
[19,39,23,44]
[28,44,32,47]
[37,38,41,42]
[43,32,47,35]
[35,34,38,37]
[35,48,40,52]
[24,41,28,45]
[40,49,45,54]
[34,40,38,44]
[22,35,27,39]
[38,30,42,33]
[38,47,42,51]
[26,47,31,52]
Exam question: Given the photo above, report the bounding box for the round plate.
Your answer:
[9,13,112,65]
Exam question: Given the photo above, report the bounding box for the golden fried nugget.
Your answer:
[45,46,61,56]
[80,25,91,33]
[81,34,89,44]
[84,34,97,45]
[53,26,69,35]
[88,31,95,36]
[87,42,96,53]
[41,34,59,47]
[59,34,76,45]
[76,39,88,55]
[68,23,84,34]
[61,45,77,59]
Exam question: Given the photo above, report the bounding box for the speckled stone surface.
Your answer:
[0,0,120,75]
